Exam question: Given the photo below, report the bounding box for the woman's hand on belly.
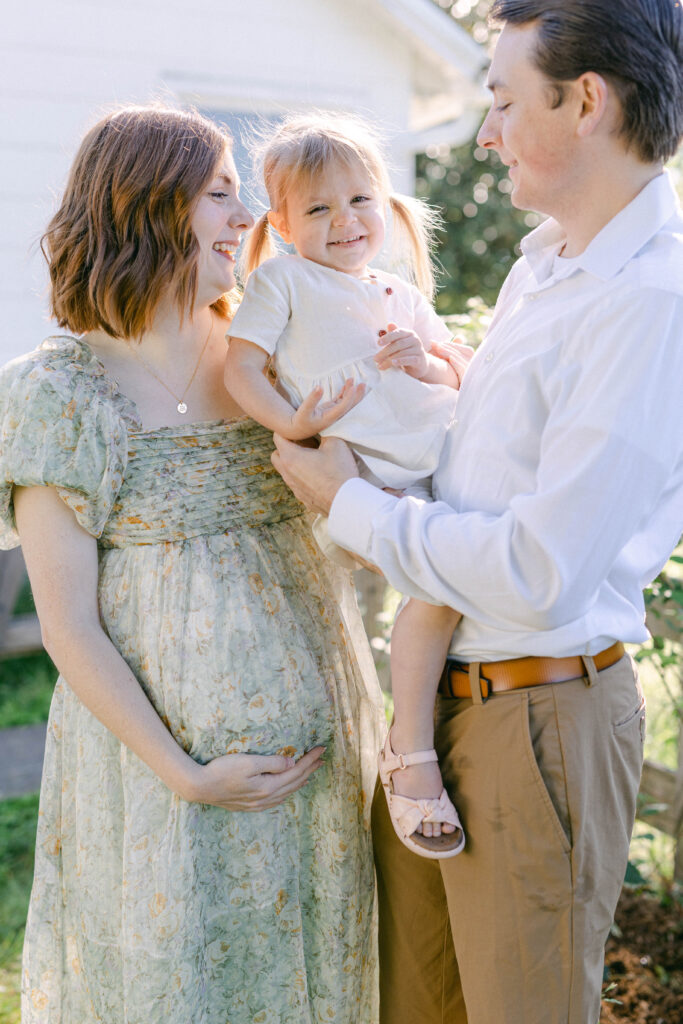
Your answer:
[183,745,326,810]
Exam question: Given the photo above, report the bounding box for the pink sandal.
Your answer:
[378,729,466,859]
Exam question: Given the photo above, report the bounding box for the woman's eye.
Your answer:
[209,191,230,201]
[496,103,511,113]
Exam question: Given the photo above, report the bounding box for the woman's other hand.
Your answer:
[186,746,326,810]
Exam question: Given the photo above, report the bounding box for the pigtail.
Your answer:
[240,211,277,280]
[388,193,442,301]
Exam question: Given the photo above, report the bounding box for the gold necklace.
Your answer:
[132,319,214,415]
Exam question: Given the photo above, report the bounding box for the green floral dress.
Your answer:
[0,336,384,1024]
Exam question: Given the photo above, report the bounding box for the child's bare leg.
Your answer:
[389,598,462,837]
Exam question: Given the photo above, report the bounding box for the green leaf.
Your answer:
[624,860,648,885]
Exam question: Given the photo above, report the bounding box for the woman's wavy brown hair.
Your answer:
[42,105,235,339]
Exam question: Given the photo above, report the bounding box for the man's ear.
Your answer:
[576,71,610,138]
[268,209,291,243]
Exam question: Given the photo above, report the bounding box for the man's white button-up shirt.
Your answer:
[328,172,683,660]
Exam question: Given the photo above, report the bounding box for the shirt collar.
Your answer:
[521,171,679,286]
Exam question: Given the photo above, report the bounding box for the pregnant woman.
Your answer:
[0,105,383,1024]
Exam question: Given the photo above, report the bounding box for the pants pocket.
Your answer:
[521,691,572,853]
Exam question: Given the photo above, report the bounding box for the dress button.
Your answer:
[385,287,393,295]
[378,329,387,337]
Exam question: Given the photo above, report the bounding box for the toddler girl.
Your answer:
[225,113,471,859]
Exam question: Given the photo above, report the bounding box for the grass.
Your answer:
[0,955,22,1024]
[0,580,57,728]
[0,577,50,1021]
[0,794,39,1023]
[0,655,57,729]
[0,794,39,967]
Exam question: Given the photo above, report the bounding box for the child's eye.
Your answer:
[352,195,370,204]
[307,205,328,215]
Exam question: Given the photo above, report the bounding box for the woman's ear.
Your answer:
[267,210,291,243]
[576,71,610,138]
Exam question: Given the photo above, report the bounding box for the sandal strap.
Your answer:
[382,746,437,773]
[378,730,438,778]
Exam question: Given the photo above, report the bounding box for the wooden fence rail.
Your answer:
[2,551,682,880]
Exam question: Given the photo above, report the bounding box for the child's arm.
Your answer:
[374,323,465,388]
[225,336,365,441]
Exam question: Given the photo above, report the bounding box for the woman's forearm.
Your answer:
[42,619,202,799]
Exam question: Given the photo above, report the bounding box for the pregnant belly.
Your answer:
[96,533,339,763]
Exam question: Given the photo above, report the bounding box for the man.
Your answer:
[272,1,683,1021]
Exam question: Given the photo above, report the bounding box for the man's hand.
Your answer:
[271,435,359,515]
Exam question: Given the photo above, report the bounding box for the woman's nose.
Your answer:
[230,199,255,230]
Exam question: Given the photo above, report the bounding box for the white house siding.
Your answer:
[1,0,473,361]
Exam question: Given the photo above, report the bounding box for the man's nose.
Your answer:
[476,108,499,150]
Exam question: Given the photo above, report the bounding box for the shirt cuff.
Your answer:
[328,478,398,561]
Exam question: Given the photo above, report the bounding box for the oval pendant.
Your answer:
[177,401,188,414]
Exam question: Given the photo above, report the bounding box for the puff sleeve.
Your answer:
[227,259,292,355]
[0,337,133,548]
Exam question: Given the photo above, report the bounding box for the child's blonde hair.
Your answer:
[243,112,441,299]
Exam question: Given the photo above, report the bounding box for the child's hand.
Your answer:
[289,379,367,440]
[374,322,429,379]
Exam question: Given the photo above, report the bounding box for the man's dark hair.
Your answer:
[489,0,683,163]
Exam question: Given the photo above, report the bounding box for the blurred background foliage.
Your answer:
[422,0,530,313]
[423,0,683,315]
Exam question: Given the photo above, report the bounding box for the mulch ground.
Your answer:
[602,887,683,1024]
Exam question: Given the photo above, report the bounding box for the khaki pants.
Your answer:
[372,655,645,1024]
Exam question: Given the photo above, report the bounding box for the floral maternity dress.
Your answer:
[0,336,383,1024]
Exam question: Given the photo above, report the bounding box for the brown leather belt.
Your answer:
[438,642,626,702]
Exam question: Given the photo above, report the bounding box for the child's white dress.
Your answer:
[229,255,459,489]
